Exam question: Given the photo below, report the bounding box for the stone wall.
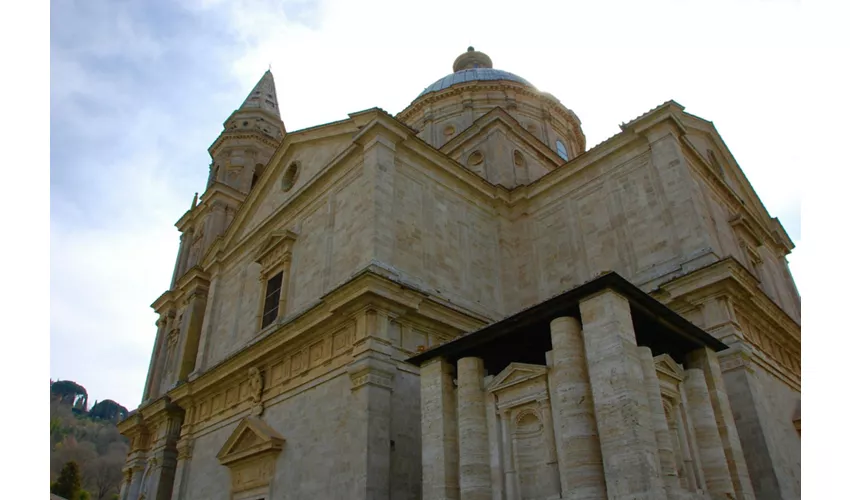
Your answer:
[723,360,801,499]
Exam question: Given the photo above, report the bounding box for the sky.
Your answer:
[49,0,814,409]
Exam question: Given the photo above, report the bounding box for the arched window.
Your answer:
[556,140,569,161]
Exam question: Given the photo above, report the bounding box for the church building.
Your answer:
[117,47,801,500]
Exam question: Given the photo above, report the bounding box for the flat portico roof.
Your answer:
[406,271,726,373]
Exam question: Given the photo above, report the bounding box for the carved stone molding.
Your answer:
[248,366,265,416]
[217,417,284,496]
[718,345,755,373]
[347,358,396,391]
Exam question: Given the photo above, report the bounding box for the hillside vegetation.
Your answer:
[50,380,130,500]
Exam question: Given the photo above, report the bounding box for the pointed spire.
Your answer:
[191,192,198,209]
[239,70,280,118]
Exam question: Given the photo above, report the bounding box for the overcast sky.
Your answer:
[50,0,810,409]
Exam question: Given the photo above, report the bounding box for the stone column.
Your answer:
[686,347,756,500]
[457,357,492,500]
[637,347,685,499]
[579,290,665,500]
[421,357,460,500]
[546,316,606,499]
[684,369,736,499]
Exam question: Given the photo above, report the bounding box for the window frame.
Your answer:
[555,139,569,161]
[254,230,298,332]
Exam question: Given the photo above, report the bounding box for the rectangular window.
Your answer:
[261,272,283,329]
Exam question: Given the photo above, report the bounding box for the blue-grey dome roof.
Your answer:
[418,68,534,98]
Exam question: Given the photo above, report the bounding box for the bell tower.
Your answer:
[207,70,285,193]
[170,70,285,288]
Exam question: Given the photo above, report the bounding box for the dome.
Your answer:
[417,47,534,98]
[418,68,534,97]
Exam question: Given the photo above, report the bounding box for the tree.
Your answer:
[89,400,129,423]
[51,380,89,411]
[52,461,82,500]
[84,452,126,500]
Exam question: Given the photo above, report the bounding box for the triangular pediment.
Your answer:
[487,362,548,393]
[678,112,794,253]
[441,107,563,168]
[217,417,284,467]
[654,354,684,382]
[254,229,298,266]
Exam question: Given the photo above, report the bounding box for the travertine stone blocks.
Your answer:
[456,357,492,500]
[686,347,756,500]
[348,356,396,500]
[579,290,665,499]
[548,316,607,499]
[421,357,460,500]
[684,368,736,500]
[637,347,685,499]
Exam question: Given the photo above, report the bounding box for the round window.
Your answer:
[468,150,484,166]
[282,162,300,192]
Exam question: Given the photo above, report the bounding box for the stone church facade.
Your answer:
[117,48,801,500]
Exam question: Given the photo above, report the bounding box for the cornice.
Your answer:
[161,268,486,406]
[176,182,246,232]
[208,129,281,158]
[652,257,800,340]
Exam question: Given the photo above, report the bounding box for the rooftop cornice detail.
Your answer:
[208,128,281,158]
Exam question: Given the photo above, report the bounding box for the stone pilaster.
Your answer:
[176,231,193,284]
[142,317,168,403]
[579,290,665,500]
[348,353,395,500]
[170,436,194,500]
[665,401,692,491]
[456,357,492,500]
[170,232,187,288]
[676,390,708,493]
[684,369,736,499]
[421,357,460,500]
[191,270,220,378]
[637,347,685,499]
[125,460,146,500]
[546,316,606,499]
[484,387,504,500]
[118,468,132,500]
[500,408,519,499]
[686,347,756,500]
[176,291,207,381]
